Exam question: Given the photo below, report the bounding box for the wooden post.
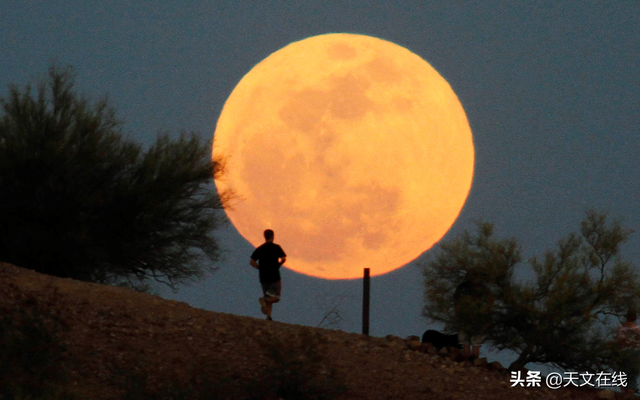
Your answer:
[362,268,370,336]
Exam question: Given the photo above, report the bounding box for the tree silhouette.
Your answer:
[422,210,640,373]
[0,65,232,290]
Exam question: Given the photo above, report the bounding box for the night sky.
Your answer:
[3,2,639,366]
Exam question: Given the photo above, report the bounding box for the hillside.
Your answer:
[0,262,619,399]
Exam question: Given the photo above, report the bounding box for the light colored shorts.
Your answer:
[261,281,281,300]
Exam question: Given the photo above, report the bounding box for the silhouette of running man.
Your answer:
[250,229,286,321]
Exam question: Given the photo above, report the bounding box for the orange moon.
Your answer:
[213,33,474,280]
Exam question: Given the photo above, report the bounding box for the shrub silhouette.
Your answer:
[423,210,640,374]
[0,65,231,290]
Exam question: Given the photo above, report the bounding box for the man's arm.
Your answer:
[250,259,259,269]
[278,246,286,266]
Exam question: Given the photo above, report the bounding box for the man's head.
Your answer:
[264,229,274,242]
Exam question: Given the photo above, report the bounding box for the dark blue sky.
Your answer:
[3,1,639,364]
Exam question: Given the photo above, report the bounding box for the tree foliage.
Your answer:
[0,65,231,290]
[422,210,640,372]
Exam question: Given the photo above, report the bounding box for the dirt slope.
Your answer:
[0,263,618,399]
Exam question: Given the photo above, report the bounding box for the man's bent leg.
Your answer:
[259,297,268,314]
[261,281,281,319]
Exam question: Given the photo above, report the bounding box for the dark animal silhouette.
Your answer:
[421,330,462,350]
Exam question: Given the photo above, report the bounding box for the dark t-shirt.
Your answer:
[251,242,286,283]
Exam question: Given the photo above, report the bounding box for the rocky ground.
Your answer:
[0,262,628,399]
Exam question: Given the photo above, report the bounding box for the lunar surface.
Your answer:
[214,33,474,279]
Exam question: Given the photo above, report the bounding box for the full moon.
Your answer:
[214,33,474,280]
